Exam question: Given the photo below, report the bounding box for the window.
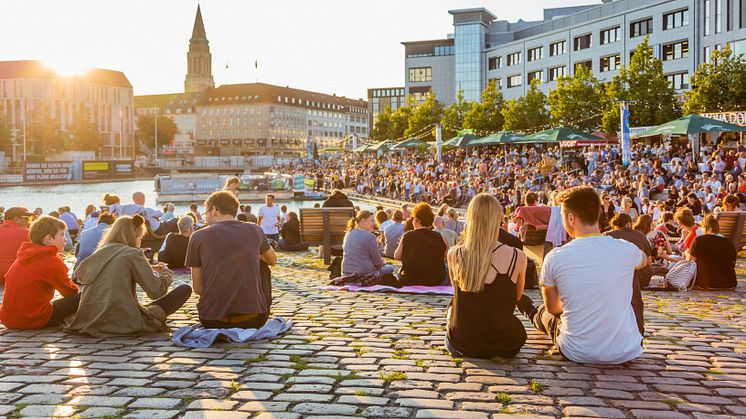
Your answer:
[408,67,432,82]
[548,66,566,81]
[716,0,722,33]
[704,46,712,63]
[630,18,653,37]
[600,27,621,44]
[507,75,522,88]
[527,70,544,83]
[666,72,690,89]
[434,45,454,56]
[600,54,621,72]
[664,9,689,30]
[574,60,592,72]
[528,46,544,61]
[550,40,567,56]
[705,0,711,35]
[507,52,522,66]
[488,56,501,70]
[573,34,592,50]
[489,77,502,89]
[663,40,689,60]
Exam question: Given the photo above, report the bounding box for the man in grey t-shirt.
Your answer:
[186,191,277,329]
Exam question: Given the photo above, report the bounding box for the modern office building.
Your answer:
[134,5,368,160]
[403,0,746,105]
[367,87,406,130]
[0,60,135,160]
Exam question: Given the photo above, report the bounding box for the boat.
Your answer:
[155,172,293,203]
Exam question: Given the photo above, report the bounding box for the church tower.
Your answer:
[184,5,215,93]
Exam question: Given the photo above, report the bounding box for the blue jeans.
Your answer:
[378,264,395,279]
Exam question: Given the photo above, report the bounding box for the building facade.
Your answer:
[404,1,746,105]
[184,5,215,94]
[0,60,135,160]
[367,87,406,130]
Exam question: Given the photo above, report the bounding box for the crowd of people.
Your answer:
[0,137,742,365]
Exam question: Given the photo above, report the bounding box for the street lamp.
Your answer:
[153,108,159,165]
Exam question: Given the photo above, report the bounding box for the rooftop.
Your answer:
[0,60,132,88]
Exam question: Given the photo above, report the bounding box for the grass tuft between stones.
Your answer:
[496,392,512,405]
[379,371,408,383]
[528,378,545,394]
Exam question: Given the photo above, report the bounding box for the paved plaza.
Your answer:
[0,251,745,419]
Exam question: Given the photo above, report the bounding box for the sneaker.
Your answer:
[516,294,537,320]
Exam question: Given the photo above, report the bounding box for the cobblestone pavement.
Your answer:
[0,251,745,419]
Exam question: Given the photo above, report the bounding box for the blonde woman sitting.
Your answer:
[446,193,528,359]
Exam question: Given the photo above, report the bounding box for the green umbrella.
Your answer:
[352,143,371,152]
[391,138,428,150]
[368,140,393,152]
[635,114,746,138]
[443,133,480,148]
[468,131,525,147]
[521,127,602,143]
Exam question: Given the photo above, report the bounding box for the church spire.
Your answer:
[185,4,214,93]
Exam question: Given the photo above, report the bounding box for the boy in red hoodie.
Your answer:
[1,216,80,329]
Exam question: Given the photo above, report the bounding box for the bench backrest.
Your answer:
[718,211,746,250]
[300,208,355,245]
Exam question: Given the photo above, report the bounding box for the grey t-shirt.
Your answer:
[186,220,270,320]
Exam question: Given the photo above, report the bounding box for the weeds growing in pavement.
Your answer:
[379,371,407,383]
[334,371,362,383]
[496,392,511,405]
[528,379,545,394]
[228,380,241,392]
[244,354,268,364]
[662,399,684,406]
[290,355,309,370]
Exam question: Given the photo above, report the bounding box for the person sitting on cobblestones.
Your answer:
[279,212,309,252]
[1,216,80,329]
[158,216,195,269]
[446,193,527,359]
[73,212,115,280]
[674,207,702,253]
[393,203,448,287]
[186,191,276,329]
[517,186,646,364]
[382,210,405,258]
[342,210,395,280]
[69,215,192,337]
[689,215,737,291]
[0,207,32,285]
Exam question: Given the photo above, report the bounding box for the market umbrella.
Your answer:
[352,143,371,152]
[442,133,480,148]
[467,131,525,147]
[521,127,603,144]
[391,138,428,150]
[635,114,746,138]
[368,140,394,152]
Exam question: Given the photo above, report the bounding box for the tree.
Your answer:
[547,66,606,131]
[464,80,505,133]
[370,104,394,142]
[502,79,550,132]
[387,96,414,142]
[0,113,12,156]
[27,103,63,157]
[602,37,682,134]
[684,46,746,114]
[405,91,443,141]
[136,114,178,151]
[70,107,103,152]
[441,90,474,138]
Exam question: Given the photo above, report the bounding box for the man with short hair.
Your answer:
[58,207,79,240]
[114,191,178,236]
[257,194,282,241]
[186,191,277,329]
[159,216,195,269]
[0,207,32,285]
[433,216,459,249]
[517,186,646,364]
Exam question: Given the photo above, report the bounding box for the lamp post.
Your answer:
[153,108,158,165]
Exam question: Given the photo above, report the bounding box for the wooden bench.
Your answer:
[718,211,746,251]
[300,208,355,264]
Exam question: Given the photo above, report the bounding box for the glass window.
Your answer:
[507,52,522,66]
[454,24,483,101]
[600,54,621,72]
[600,27,621,44]
[488,56,501,70]
[489,78,502,89]
[705,0,711,35]
[664,9,689,30]
[549,40,567,56]
[574,60,592,73]
[666,72,690,89]
[630,18,653,37]
[527,70,544,83]
[507,75,522,88]
[528,46,544,61]
[716,0,722,33]
[548,65,567,81]
[663,40,690,60]
[573,33,592,50]
[408,67,432,82]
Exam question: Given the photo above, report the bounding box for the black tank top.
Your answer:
[447,244,527,359]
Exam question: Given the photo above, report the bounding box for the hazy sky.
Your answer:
[2,0,600,98]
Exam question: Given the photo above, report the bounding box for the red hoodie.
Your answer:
[0,220,29,285]
[0,242,78,329]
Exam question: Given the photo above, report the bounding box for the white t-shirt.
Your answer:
[540,235,645,364]
[258,205,281,235]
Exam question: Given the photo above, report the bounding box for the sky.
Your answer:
[1,0,600,99]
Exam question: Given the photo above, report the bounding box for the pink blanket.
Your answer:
[320,284,454,295]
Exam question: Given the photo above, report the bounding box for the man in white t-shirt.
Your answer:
[517,186,646,364]
[257,194,282,241]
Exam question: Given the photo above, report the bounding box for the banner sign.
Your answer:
[293,174,306,191]
[0,174,23,184]
[82,161,111,180]
[113,161,135,178]
[159,178,221,195]
[620,103,632,166]
[24,161,72,182]
[700,111,746,126]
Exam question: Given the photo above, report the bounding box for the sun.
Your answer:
[44,59,91,77]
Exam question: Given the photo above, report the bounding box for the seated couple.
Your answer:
[341,203,448,287]
[1,215,192,337]
[446,188,646,364]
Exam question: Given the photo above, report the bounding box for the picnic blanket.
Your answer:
[172,317,292,348]
[320,284,454,295]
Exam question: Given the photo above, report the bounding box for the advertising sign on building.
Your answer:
[113,161,135,178]
[24,162,72,182]
[82,161,111,180]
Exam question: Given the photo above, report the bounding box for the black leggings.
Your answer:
[200,311,269,329]
[150,284,192,316]
[44,293,82,327]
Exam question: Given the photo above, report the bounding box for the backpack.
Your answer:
[665,260,697,291]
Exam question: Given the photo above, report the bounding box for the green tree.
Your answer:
[389,96,414,141]
[406,91,443,141]
[547,66,606,131]
[602,37,682,134]
[464,80,505,133]
[502,79,550,132]
[370,104,394,142]
[684,46,746,114]
[28,103,63,157]
[136,114,178,151]
[0,112,12,156]
[441,90,473,138]
[70,107,103,152]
